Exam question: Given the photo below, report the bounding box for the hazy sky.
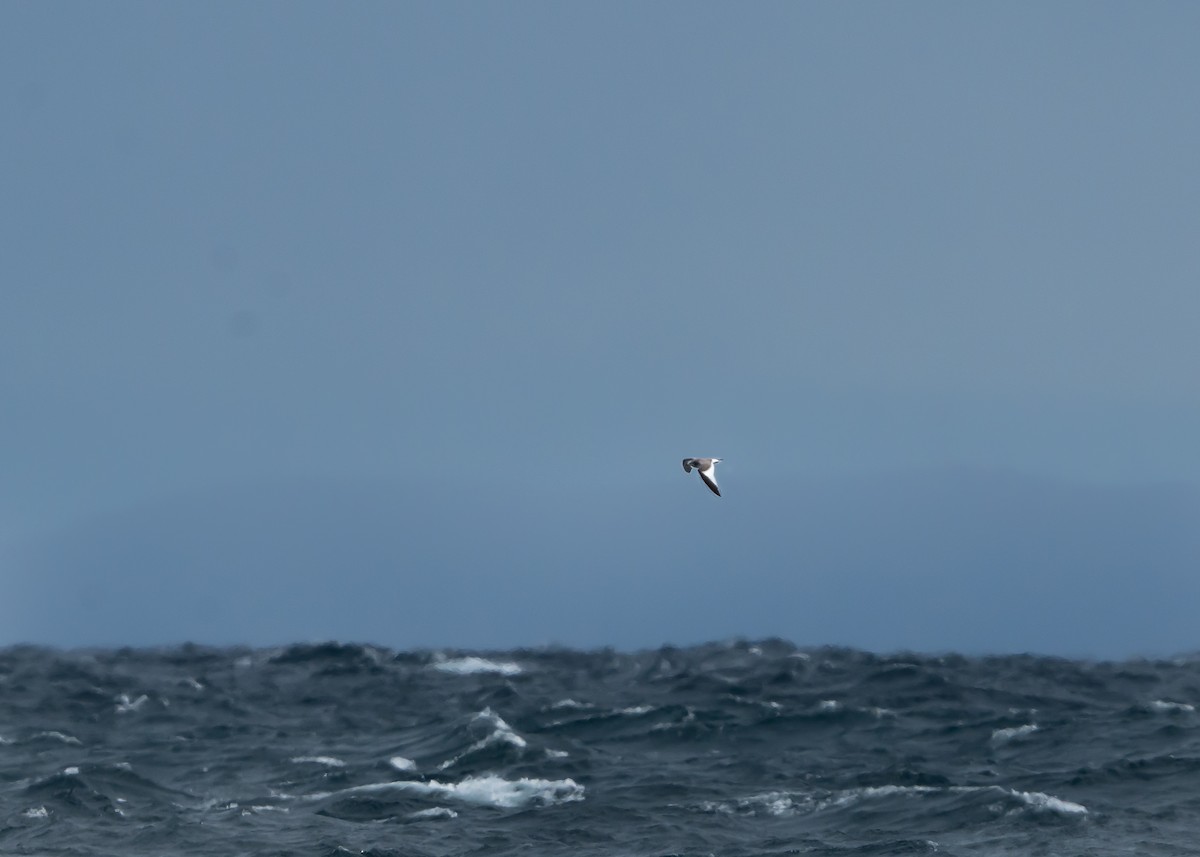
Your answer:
[3,4,1199,656]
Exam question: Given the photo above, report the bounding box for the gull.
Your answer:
[681,457,722,497]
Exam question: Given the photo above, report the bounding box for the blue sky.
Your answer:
[3,4,1198,656]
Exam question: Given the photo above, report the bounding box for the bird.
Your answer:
[682,457,721,497]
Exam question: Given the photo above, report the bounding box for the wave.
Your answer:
[2,640,1193,856]
[436,708,529,771]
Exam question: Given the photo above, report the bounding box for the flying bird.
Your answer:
[682,457,722,497]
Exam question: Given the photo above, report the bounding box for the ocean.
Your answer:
[1,640,1197,856]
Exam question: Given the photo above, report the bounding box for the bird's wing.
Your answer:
[682,459,694,473]
[699,469,721,497]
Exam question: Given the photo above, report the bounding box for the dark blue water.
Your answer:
[2,640,1198,856]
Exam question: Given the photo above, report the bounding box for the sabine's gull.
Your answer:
[682,458,721,497]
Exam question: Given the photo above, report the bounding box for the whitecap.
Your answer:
[337,774,583,809]
[828,785,939,809]
[1008,788,1087,815]
[389,756,418,773]
[292,756,346,767]
[432,656,522,676]
[991,724,1039,744]
[115,694,150,713]
[402,774,583,808]
[437,709,528,771]
[474,708,527,746]
[699,791,814,817]
[244,805,290,815]
[743,792,807,816]
[616,705,654,716]
[920,785,1086,817]
[408,806,458,820]
[63,766,80,776]
[726,696,783,713]
[467,708,527,752]
[860,785,940,797]
[817,699,841,712]
[650,706,696,732]
[23,806,49,819]
[855,784,1086,816]
[550,699,592,710]
[37,731,81,745]
[702,783,1086,820]
[1149,699,1195,713]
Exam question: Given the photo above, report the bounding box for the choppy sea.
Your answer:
[2,640,1198,856]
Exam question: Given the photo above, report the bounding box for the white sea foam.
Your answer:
[408,806,458,820]
[292,756,346,767]
[335,774,583,809]
[991,724,1039,744]
[817,699,841,712]
[23,806,49,819]
[432,656,522,676]
[63,766,80,776]
[37,731,81,745]
[389,756,418,772]
[1149,699,1195,713]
